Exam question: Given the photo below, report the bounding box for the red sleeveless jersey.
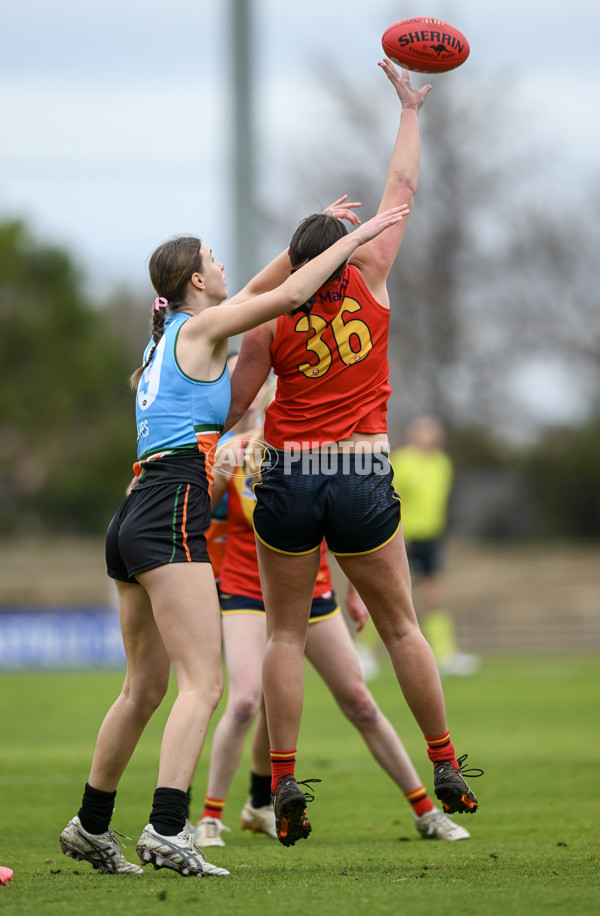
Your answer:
[218,463,334,600]
[264,265,391,448]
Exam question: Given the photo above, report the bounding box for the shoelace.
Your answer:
[106,828,132,850]
[184,828,215,862]
[296,778,322,803]
[181,829,207,860]
[456,754,484,778]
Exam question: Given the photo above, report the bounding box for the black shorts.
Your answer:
[218,586,340,623]
[106,453,212,583]
[405,538,445,579]
[252,449,401,556]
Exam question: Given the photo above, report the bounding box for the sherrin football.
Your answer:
[382,17,469,73]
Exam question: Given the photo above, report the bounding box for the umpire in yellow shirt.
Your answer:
[391,416,479,676]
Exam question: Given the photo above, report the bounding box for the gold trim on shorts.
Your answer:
[329,513,401,557]
[254,528,322,556]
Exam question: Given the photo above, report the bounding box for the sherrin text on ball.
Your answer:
[382,17,469,73]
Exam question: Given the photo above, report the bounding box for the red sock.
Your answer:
[425,731,459,768]
[201,796,225,821]
[405,785,435,818]
[270,748,296,794]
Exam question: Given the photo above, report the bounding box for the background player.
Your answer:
[391,415,480,676]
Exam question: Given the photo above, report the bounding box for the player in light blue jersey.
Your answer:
[59,203,411,878]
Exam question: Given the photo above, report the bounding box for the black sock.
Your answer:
[78,783,116,835]
[186,785,192,821]
[250,772,272,809]
[149,787,188,837]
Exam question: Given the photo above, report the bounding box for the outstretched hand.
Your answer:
[378,59,432,111]
[351,205,410,245]
[324,194,362,226]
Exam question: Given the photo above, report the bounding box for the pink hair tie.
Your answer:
[152,296,168,314]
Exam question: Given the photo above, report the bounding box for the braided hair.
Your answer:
[129,235,204,390]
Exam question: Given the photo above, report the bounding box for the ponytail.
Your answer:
[129,234,204,391]
[129,297,169,390]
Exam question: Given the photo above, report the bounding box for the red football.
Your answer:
[382,17,470,73]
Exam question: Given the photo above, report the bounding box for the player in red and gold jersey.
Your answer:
[193,430,470,849]
[263,263,391,448]
[225,61,481,846]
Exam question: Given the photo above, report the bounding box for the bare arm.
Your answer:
[227,249,292,306]
[228,196,362,307]
[346,581,370,632]
[350,62,432,303]
[210,466,229,507]
[224,322,274,432]
[210,433,251,503]
[192,206,410,344]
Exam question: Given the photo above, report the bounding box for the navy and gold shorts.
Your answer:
[252,449,401,556]
[218,586,340,623]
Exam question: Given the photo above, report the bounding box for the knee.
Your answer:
[339,684,380,729]
[377,627,405,651]
[229,692,261,727]
[376,616,418,649]
[175,669,224,714]
[204,675,225,715]
[123,674,169,718]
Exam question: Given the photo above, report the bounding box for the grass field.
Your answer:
[1,654,599,915]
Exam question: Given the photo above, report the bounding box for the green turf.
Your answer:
[1,655,599,915]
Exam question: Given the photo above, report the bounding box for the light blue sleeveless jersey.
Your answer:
[135,312,231,469]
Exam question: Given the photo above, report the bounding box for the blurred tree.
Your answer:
[490,182,600,409]
[522,416,600,539]
[0,221,138,533]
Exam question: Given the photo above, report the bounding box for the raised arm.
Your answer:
[350,62,432,303]
[224,322,274,432]
[193,205,410,344]
[227,249,292,306]
[228,196,362,307]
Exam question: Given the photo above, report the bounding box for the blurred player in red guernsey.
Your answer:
[225,60,481,845]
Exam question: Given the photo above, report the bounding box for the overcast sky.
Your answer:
[2,0,599,302]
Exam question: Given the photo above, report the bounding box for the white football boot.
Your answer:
[137,824,230,876]
[193,816,231,848]
[240,800,278,839]
[414,807,471,841]
[60,816,143,874]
